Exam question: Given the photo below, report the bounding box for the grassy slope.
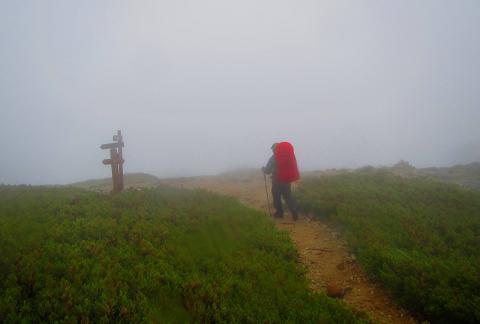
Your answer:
[305,161,480,192]
[420,162,480,191]
[296,170,480,323]
[0,185,368,323]
[71,173,162,192]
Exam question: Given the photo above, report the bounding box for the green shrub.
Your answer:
[0,185,367,323]
[296,170,480,323]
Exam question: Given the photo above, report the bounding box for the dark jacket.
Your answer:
[264,155,278,182]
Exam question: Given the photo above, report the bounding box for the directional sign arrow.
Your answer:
[100,142,124,150]
[102,158,124,165]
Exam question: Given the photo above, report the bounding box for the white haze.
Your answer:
[1,0,479,184]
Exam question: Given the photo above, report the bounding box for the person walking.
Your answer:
[262,142,300,221]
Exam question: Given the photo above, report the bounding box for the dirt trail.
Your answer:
[164,171,416,324]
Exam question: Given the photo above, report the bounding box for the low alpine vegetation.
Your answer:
[0,185,367,323]
[296,170,480,323]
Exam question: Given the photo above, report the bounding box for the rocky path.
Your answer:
[164,172,416,323]
[277,220,414,323]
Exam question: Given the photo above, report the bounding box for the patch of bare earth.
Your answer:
[163,171,416,324]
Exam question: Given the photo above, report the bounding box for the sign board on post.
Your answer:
[100,130,125,193]
[100,142,124,150]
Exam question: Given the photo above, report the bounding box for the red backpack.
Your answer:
[274,142,300,182]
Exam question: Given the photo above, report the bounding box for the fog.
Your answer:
[1,1,479,185]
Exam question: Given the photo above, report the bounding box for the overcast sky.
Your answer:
[1,1,479,184]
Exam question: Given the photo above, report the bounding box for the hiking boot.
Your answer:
[292,212,299,221]
[273,212,284,219]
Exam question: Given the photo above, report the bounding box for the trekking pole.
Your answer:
[263,172,272,217]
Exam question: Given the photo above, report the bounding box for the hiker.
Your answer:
[262,142,300,221]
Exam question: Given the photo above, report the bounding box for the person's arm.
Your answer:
[262,155,276,174]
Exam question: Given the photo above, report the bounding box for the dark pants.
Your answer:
[272,181,298,219]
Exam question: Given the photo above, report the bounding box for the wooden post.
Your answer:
[110,148,118,192]
[116,130,124,192]
[101,130,125,193]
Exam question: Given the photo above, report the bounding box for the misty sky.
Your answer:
[1,1,479,184]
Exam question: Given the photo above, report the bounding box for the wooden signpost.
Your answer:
[101,130,125,193]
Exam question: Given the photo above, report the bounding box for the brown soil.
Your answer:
[164,171,416,323]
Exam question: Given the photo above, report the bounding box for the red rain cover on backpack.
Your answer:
[274,142,300,182]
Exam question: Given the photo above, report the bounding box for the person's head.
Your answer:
[271,143,277,152]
